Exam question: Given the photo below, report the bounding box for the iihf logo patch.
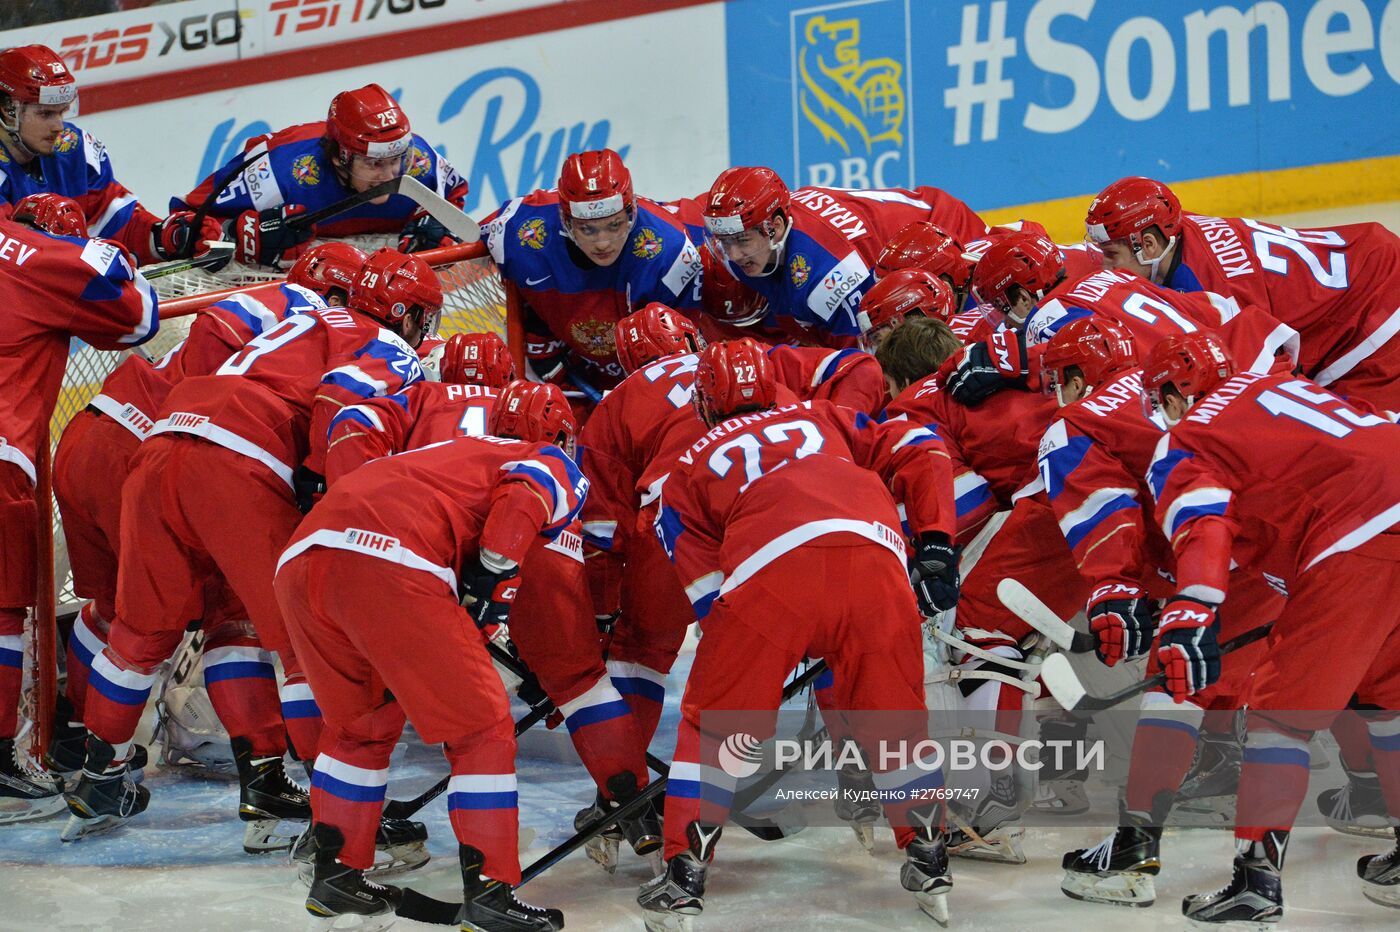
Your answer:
[517,217,548,250]
[789,254,811,287]
[291,154,321,187]
[630,227,663,260]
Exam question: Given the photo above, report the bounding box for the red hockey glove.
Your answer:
[226,204,314,269]
[153,210,229,268]
[1086,582,1158,667]
[398,210,458,253]
[941,329,1029,406]
[1155,596,1221,699]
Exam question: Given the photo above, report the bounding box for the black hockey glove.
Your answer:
[292,465,325,515]
[459,555,521,632]
[398,211,458,253]
[1086,583,1158,667]
[943,329,1030,406]
[910,532,960,615]
[226,204,314,269]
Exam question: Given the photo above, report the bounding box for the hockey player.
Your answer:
[275,380,583,932]
[857,266,960,353]
[700,167,986,342]
[65,248,435,842]
[0,211,158,823]
[325,343,660,874]
[1142,331,1400,921]
[1087,175,1400,414]
[176,83,467,269]
[940,231,1297,408]
[0,45,225,267]
[482,149,704,394]
[1036,318,1281,906]
[640,339,958,929]
[50,243,364,851]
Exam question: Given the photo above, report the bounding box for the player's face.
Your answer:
[568,211,631,266]
[17,104,67,155]
[718,228,776,276]
[346,153,405,201]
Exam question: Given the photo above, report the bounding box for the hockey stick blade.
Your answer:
[1045,622,1274,711]
[140,242,236,280]
[997,578,1096,653]
[1038,654,1088,710]
[398,175,482,244]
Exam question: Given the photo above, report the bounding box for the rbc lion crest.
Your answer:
[518,217,548,250]
[53,128,79,153]
[789,254,811,287]
[631,228,663,260]
[291,154,321,187]
[570,319,617,358]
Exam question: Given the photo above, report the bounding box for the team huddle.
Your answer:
[3,39,1400,932]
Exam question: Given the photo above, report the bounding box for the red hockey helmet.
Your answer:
[874,221,974,289]
[699,249,770,326]
[1141,331,1235,419]
[970,231,1064,320]
[0,45,76,108]
[326,84,412,160]
[857,268,958,353]
[702,167,791,273]
[441,332,515,388]
[12,192,86,237]
[1085,176,1183,251]
[491,379,579,455]
[287,241,368,301]
[615,303,702,374]
[348,248,443,342]
[1041,316,1139,400]
[558,148,635,228]
[693,338,777,427]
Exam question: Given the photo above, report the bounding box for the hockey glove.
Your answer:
[1086,583,1158,667]
[1155,596,1221,698]
[942,329,1029,406]
[292,465,326,515]
[226,204,314,269]
[459,553,521,633]
[398,210,458,253]
[910,532,961,616]
[152,211,229,268]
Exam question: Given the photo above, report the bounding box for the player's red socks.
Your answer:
[279,674,324,763]
[1125,692,1204,815]
[1235,722,1311,841]
[443,729,520,883]
[557,674,649,796]
[203,641,283,758]
[607,659,668,746]
[1368,716,1400,816]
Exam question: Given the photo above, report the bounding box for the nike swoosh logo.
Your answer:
[526,276,551,286]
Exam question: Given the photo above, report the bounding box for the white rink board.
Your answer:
[72,2,729,217]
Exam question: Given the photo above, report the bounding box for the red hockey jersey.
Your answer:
[1148,371,1400,601]
[324,381,498,485]
[0,222,157,484]
[151,306,422,487]
[766,345,886,416]
[279,435,586,593]
[656,400,954,623]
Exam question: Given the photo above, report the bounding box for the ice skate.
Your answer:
[1318,770,1397,838]
[637,822,720,932]
[460,843,564,931]
[303,823,402,932]
[573,771,663,874]
[60,736,149,841]
[834,763,879,853]
[900,808,952,926]
[1358,827,1400,909]
[294,816,430,882]
[947,771,1027,864]
[1033,776,1090,816]
[1182,832,1286,928]
[0,737,65,824]
[234,736,312,853]
[1060,820,1162,907]
[1173,733,1240,827]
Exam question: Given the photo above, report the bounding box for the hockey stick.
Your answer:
[396,659,832,926]
[140,241,237,280]
[397,175,481,244]
[997,577,1097,654]
[1040,622,1274,711]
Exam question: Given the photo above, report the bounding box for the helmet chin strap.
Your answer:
[1134,235,1178,285]
[755,217,793,278]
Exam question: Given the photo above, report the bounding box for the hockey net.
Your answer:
[22,237,514,758]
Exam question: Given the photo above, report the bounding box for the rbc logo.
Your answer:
[793,3,913,189]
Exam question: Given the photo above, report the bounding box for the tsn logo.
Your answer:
[270,0,447,37]
[58,12,240,73]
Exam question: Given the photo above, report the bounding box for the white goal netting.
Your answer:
[46,235,511,613]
